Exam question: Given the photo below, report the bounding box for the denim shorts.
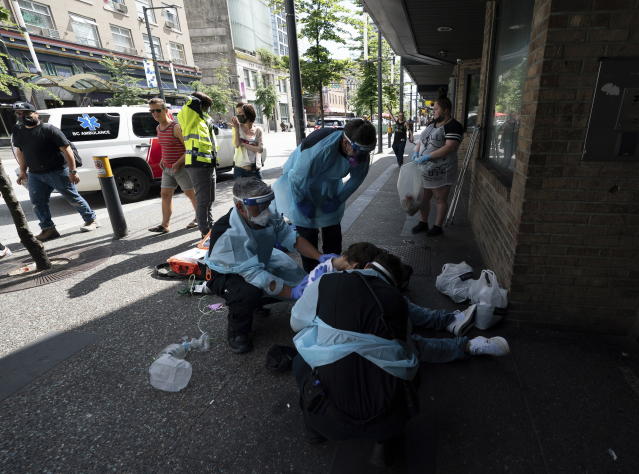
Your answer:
[161,166,194,190]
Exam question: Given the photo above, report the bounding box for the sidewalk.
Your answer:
[0,152,638,473]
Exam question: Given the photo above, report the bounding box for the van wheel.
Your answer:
[114,166,151,203]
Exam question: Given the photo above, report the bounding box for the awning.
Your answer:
[26,73,112,93]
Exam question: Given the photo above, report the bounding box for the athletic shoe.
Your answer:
[35,227,61,242]
[412,221,429,234]
[0,247,12,259]
[80,219,100,232]
[446,304,476,336]
[468,336,510,357]
[427,225,443,236]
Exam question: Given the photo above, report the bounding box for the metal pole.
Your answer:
[144,6,164,100]
[376,29,382,154]
[93,156,128,239]
[284,0,305,144]
[409,86,413,121]
[399,57,404,114]
[10,0,41,74]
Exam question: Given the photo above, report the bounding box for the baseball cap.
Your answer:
[12,102,36,112]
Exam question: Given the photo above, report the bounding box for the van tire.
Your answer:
[114,166,151,203]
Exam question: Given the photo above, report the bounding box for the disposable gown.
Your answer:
[290,269,419,381]
[273,131,369,228]
[202,206,306,296]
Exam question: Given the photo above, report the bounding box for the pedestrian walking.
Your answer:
[231,103,263,179]
[386,121,393,148]
[178,92,217,239]
[410,95,464,236]
[12,102,98,242]
[147,98,198,234]
[389,110,408,167]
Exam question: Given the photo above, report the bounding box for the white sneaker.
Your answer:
[446,304,476,336]
[80,219,100,232]
[468,336,510,357]
[0,247,12,259]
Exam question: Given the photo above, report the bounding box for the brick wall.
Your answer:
[509,0,639,333]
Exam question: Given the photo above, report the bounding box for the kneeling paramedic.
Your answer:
[290,251,419,443]
[201,178,324,354]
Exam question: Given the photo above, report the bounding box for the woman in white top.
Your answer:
[411,96,464,236]
[231,102,264,179]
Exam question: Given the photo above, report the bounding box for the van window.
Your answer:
[61,113,120,142]
[132,112,158,138]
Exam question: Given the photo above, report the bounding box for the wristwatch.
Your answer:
[70,170,78,175]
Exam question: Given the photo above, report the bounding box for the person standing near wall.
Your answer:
[411,96,463,236]
[231,103,263,180]
[179,92,217,239]
[147,98,198,234]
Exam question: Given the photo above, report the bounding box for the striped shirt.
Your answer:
[156,121,185,167]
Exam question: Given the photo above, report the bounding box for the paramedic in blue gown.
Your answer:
[202,177,327,354]
[273,119,377,273]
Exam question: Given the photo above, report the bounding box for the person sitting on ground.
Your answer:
[199,177,324,354]
[292,244,511,362]
[147,98,198,234]
[290,251,419,444]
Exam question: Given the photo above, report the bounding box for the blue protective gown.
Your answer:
[273,131,370,228]
[202,205,306,296]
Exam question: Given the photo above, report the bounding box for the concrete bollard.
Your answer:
[93,156,127,239]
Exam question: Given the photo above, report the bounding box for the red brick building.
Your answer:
[364,0,639,334]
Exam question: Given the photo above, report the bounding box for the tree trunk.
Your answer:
[319,86,325,126]
[0,160,51,270]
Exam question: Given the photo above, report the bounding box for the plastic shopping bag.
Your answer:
[397,161,423,215]
[435,261,474,303]
[468,270,508,307]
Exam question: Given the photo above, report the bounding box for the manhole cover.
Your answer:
[0,246,112,294]
[378,244,431,276]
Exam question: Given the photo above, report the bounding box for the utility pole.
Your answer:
[10,0,41,75]
[399,57,404,114]
[143,5,179,101]
[376,28,382,154]
[285,0,305,144]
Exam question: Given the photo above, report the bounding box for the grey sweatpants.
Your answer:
[186,166,216,235]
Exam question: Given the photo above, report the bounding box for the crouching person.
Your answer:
[290,252,419,443]
[202,177,322,354]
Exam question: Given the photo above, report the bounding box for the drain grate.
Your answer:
[377,244,432,276]
[0,245,112,294]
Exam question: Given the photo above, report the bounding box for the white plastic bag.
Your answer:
[435,261,474,303]
[468,270,508,308]
[475,303,508,330]
[397,161,423,215]
[149,354,192,392]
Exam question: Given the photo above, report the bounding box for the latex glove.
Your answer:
[321,197,341,213]
[413,153,431,164]
[291,276,309,300]
[296,200,315,218]
[319,253,339,263]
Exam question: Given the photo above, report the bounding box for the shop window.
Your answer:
[482,0,534,184]
[464,72,480,131]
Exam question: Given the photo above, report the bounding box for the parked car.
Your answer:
[314,117,349,130]
[26,106,232,203]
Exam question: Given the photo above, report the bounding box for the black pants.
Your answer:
[392,140,406,166]
[295,224,342,273]
[292,355,407,442]
[206,272,263,336]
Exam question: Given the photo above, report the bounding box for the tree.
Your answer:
[100,58,146,106]
[254,82,278,132]
[190,66,236,119]
[0,6,50,270]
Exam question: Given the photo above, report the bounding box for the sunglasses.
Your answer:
[150,109,164,114]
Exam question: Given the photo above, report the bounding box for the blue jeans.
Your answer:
[233,166,261,180]
[27,168,96,230]
[406,298,468,363]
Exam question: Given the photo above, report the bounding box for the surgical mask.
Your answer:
[237,115,247,124]
[22,116,38,126]
[249,208,272,227]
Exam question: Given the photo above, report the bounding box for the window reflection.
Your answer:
[483,0,534,183]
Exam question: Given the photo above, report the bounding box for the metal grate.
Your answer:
[378,243,432,276]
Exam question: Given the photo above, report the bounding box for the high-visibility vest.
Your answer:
[178,97,215,167]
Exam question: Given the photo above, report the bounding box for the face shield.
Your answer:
[344,133,375,166]
[234,191,275,228]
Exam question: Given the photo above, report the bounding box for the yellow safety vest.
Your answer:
[177,98,214,167]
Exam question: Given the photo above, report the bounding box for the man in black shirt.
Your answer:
[12,102,98,241]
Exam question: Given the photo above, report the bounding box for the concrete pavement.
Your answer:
[1,140,639,473]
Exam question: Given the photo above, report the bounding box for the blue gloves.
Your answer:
[321,197,341,213]
[319,253,339,263]
[412,152,431,164]
[291,276,309,300]
[296,200,315,218]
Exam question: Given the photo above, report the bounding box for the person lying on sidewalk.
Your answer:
[290,245,511,361]
[198,177,325,354]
